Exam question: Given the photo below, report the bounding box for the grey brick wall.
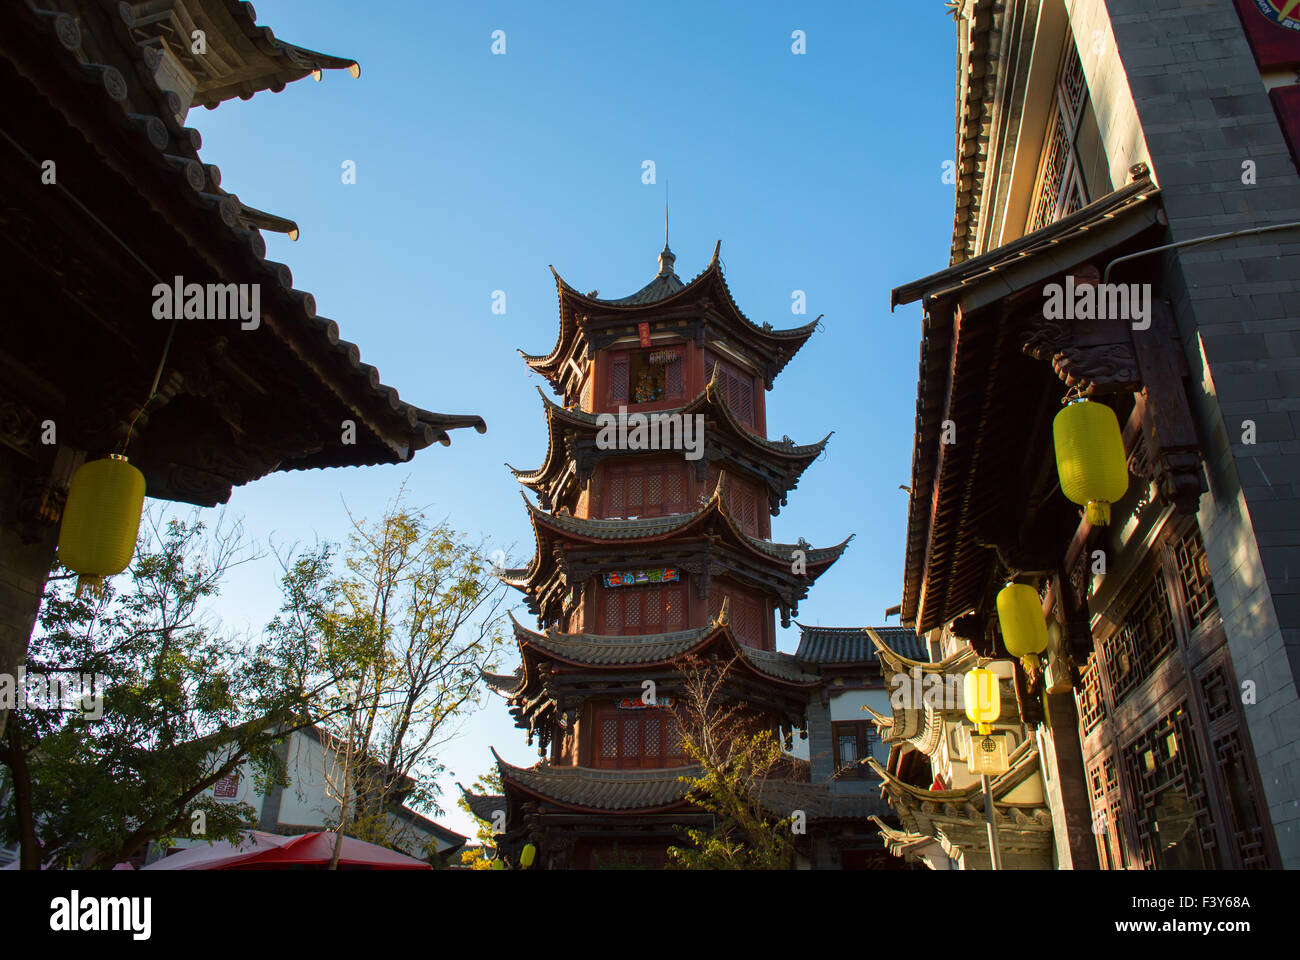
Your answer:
[806,698,834,785]
[1106,0,1300,868]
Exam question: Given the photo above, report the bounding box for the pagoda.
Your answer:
[465,240,856,869]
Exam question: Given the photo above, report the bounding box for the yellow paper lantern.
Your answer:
[57,455,146,598]
[997,582,1049,670]
[520,843,536,868]
[964,668,1000,735]
[490,857,504,870]
[1053,398,1128,526]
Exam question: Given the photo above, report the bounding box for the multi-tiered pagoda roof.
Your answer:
[468,241,852,868]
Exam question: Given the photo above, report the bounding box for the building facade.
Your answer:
[883,0,1300,869]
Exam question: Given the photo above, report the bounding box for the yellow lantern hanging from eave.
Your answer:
[997,582,1049,671]
[1053,398,1128,526]
[520,843,537,868]
[57,454,146,598]
[964,668,1000,735]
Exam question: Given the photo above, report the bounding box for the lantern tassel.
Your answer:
[1085,500,1112,526]
[75,575,105,600]
[1021,653,1041,672]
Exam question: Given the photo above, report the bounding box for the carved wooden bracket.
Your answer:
[1019,271,1206,516]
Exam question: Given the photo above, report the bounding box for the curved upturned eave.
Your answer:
[867,737,1041,804]
[491,749,699,815]
[509,379,833,497]
[508,614,819,687]
[524,245,819,387]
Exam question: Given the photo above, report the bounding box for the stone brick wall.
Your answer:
[806,698,835,784]
[1103,0,1300,867]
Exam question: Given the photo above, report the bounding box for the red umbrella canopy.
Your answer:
[144,831,431,870]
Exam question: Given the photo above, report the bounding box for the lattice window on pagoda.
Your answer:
[581,373,593,412]
[601,718,618,758]
[707,353,757,429]
[592,702,691,769]
[645,716,661,755]
[710,584,766,648]
[1121,704,1219,869]
[601,583,686,636]
[1077,653,1106,733]
[665,473,683,515]
[723,475,761,536]
[664,588,683,630]
[609,354,629,404]
[598,461,687,519]
[1103,573,1177,702]
[606,474,626,517]
[1174,526,1219,632]
[624,592,642,629]
[602,590,622,633]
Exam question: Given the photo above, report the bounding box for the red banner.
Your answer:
[1270,84,1300,164]
[1235,0,1300,70]
[638,321,651,347]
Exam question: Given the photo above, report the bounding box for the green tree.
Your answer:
[666,654,796,870]
[0,508,335,869]
[297,488,511,868]
[457,768,504,869]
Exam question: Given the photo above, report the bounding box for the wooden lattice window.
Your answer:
[707,354,756,428]
[709,584,766,648]
[1078,653,1106,733]
[581,374,593,412]
[711,472,761,535]
[1027,36,1101,232]
[603,590,622,633]
[831,721,880,781]
[1200,662,1273,869]
[1088,753,1129,869]
[599,583,687,636]
[1030,112,1070,232]
[609,354,629,404]
[592,702,689,769]
[1209,728,1271,869]
[1174,527,1218,631]
[1121,703,1219,870]
[599,461,688,519]
[1103,573,1177,702]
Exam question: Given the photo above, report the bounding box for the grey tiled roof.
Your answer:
[494,758,889,819]
[498,758,699,812]
[510,616,819,684]
[458,789,506,823]
[794,625,928,664]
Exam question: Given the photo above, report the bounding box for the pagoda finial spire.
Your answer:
[657,184,676,279]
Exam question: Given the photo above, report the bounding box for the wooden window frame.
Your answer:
[831,721,880,781]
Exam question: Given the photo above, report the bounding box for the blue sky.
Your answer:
[185,0,957,839]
